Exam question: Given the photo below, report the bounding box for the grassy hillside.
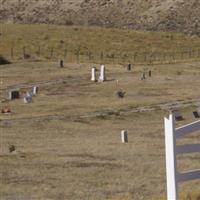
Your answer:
[0,0,200,35]
[1,24,200,64]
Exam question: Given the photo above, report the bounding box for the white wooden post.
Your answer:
[99,65,105,82]
[164,114,178,200]
[164,114,200,200]
[91,67,96,82]
[121,130,128,143]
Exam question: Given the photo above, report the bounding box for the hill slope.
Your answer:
[0,0,200,35]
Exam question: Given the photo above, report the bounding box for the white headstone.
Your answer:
[121,130,128,143]
[26,92,33,98]
[33,86,38,95]
[23,96,32,103]
[91,67,96,82]
[99,65,106,82]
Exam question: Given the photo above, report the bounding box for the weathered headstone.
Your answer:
[23,92,33,103]
[171,110,183,121]
[141,73,146,80]
[59,59,64,68]
[26,92,33,98]
[127,63,132,71]
[121,130,128,143]
[192,111,200,119]
[98,65,106,82]
[148,70,152,77]
[8,89,20,100]
[91,67,96,82]
[23,96,32,104]
[116,90,126,98]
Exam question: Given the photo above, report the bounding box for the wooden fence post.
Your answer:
[64,49,67,59]
[11,47,14,59]
[23,47,26,59]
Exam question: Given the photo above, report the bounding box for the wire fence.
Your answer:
[1,46,200,65]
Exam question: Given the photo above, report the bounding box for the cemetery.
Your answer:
[0,59,200,200]
[0,24,200,200]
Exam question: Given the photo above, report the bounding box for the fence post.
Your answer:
[64,48,67,59]
[11,47,14,59]
[100,52,104,63]
[23,47,26,59]
[164,114,178,200]
[50,48,54,59]
[75,47,80,63]
[38,46,41,57]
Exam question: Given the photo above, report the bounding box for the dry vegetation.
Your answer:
[1,24,200,64]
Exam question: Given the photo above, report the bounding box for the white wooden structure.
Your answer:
[164,114,200,200]
[121,130,128,143]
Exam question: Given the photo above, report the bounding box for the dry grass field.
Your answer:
[1,24,200,64]
[0,58,200,199]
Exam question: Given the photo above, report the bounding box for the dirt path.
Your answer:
[1,97,199,125]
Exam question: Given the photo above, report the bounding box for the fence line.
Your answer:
[1,46,200,64]
[164,114,200,200]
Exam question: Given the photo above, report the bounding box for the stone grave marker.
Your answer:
[148,70,152,77]
[8,89,20,100]
[59,59,64,68]
[121,130,128,143]
[98,65,106,82]
[91,67,96,82]
[127,63,132,71]
[171,110,183,121]
[32,86,39,95]
[192,111,200,119]
[141,73,146,80]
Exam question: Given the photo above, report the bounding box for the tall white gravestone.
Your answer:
[32,86,38,95]
[91,67,96,82]
[99,65,106,82]
[121,130,128,143]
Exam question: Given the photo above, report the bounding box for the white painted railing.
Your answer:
[164,114,200,200]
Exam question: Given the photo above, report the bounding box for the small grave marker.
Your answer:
[23,92,33,103]
[59,59,64,68]
[91,67,96,82]
[8,89,20,100]
[127,63,132,71]
[171,110,183,121]
[121,130,128,143]
[192,111,200,119]
[23,96,32,104]
[32,86,39,95]
[141,73,146,80]
[98,65,106,82]
[116,90,126,98]
[148,70,152,77]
